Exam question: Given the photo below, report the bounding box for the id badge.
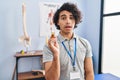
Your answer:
[70,71,80,80]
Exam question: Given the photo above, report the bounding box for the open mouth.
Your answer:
[65,26,72,28]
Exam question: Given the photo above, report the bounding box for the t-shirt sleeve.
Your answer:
[43,45,53,63]
[85,39,92,57]
[80,38,93,57]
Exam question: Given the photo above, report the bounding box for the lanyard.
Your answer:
[62,38,77,68]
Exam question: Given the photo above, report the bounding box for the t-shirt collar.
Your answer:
[57,32,77,42]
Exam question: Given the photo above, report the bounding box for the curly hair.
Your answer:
[53,2,82,30]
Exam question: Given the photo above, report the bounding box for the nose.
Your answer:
[66,18,71,24]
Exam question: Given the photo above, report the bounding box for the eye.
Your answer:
[61,17,66,20]
[70,16,74,20]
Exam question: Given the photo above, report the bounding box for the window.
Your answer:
[104,0,120,14]
[99,0,120,77]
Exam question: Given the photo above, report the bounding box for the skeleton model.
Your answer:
[19,3,31,51]
[46,9,55,44]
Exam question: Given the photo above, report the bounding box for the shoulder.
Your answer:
[43,44,52,54]
[77,36,91,48]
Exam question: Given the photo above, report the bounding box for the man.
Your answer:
[43,2,94,80]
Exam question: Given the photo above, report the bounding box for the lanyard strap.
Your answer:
[62,38,77,67]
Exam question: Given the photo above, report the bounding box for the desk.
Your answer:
[14,50,45,80]
[95,73,120,80]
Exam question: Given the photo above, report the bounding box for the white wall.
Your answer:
[0,0,101,79]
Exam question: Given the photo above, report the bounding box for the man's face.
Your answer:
[57,10,75,34]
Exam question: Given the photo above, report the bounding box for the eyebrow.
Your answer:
[60,14,66,17]
[60,14,73,17]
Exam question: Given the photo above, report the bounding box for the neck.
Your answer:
[60,31,73,40]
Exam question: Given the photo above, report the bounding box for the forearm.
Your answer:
[84,57,94,80]
[45,54,60,80]
[85,72,94,80]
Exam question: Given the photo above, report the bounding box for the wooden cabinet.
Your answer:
[14,50,45,80]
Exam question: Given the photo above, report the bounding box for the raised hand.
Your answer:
[48,33,59,55]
